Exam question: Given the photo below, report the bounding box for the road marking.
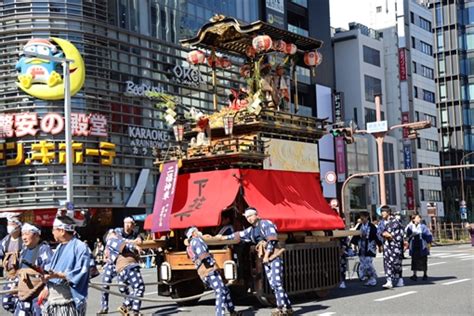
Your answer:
[430,253,449,257]
[442,278,471,285]
[458,255,474,259]
[427,262,446,266]
[461,257,474,261]
[317,313,336,316]
[144,291,158,296]
[439,253,469,258]
[374,291,417,302]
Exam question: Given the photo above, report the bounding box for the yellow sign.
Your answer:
[0,141,116,166]
[15,37,85,100]
[262,138,319,172]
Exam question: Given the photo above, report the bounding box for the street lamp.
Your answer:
[23,51,75,208]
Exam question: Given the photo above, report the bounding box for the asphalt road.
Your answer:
[87,244,473,315]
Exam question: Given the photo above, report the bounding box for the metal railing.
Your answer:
[430,222,471,243]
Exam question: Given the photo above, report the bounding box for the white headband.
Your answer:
[185,226,198,239]
[21,223,41,235]
[53,217,75,232]
[244,208,257,217]
[124,217,135,224]
[7,216,22,226]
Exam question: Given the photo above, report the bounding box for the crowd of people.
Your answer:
[0,213,146,316]
[339,205,434,290]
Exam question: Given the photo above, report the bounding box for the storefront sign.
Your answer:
[334,92,344,123]
[399,48,407,81]
[0,141,116,166]
[128,126,170,155]
[16,37,85,100]
[335,137,346,182]
[0,112,108,138]
[402,112,409,138]
[406,178,415,210]
[151,161,179,232]
[172,65,204,87]
[124,80,164,97]
[266,0,285,28]
[403,143,412,169]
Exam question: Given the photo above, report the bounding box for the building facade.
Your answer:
[333,23,402,223]
[430,0,473,222]
[0,1,335,233]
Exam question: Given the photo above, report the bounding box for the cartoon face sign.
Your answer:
[15,37,85,100]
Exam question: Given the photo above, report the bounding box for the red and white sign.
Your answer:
[325,171,337,184]
[330,199,339,209]
[399,48,407,81]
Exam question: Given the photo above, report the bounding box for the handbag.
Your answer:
[17,268,45,301]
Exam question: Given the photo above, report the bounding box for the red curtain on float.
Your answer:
[241,169,344,232]
[145,169,344,232]
[144,169,240,231]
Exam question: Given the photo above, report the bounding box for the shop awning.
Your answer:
[240,170,344,232]
[145,169,344,232]
[144,169,240,230]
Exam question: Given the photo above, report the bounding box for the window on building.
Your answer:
[414,86,418,98]
[419,17,432,32]
[365,107,385,123]
[440,108,448,127]
[412,61,417,74]
[435,4,443,25]
[363,45,381,67]
[439,84,447,101]
[119,0,128,29]
[438,56,445,75]
[411,36,416,48]
[421,189,442,201]
[419,163,440,176]
[437,32,444,52]
[426,139,439,151]
[422,89,435,103]
[364,75,382,102]
[420,40,433,55]
[469,83,474,101]
[421,65,434,79]
[376,6,382,13]
[107,0,118,26]
[410,11,414,23]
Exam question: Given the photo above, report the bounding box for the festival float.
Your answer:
[143,15,352,305]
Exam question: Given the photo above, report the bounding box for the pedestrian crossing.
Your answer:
[430,252,474,260]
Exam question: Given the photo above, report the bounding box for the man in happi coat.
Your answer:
[105,229,144,316]
[380,205,405,289]
[0,216,23,313]
[350,211,382,286]
[38,216,91,316]
[185,227,238,316]
[99,217,143,314]
[406,214,433,281]
[15,223,52,316]
[218,207,292,316]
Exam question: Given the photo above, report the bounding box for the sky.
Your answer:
[329,0,388,30]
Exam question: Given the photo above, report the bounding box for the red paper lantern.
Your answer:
[304,50,323,67]
[252,35,273,53]
[220,57,232,69]
[187,50,206,65]
[273,39,287,52]
[245,46,256,58]
[284,43,297,55]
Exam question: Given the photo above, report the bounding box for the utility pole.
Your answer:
[374,95,386,206]
[24,51,75,207]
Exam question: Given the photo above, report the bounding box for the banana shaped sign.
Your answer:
[15,37,85,100]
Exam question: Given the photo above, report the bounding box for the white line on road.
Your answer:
[427,262,446,266]
[430,253,449,256]
[442,278,471,285]
[439,253,469,258]
[144,291,158,296]
[374,291,417,302]
[317,313,336,316]
[461,257,474,261]
[458,255,474,259]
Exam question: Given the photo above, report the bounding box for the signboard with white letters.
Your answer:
[366,121,388,134]
[128,126,170,156]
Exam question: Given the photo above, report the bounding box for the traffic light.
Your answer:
[330,127,354,144]
[407,129,419,140]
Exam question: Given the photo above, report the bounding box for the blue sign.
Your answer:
[460,206,467,214]
[403,144,412,169]
[66,202,74,211]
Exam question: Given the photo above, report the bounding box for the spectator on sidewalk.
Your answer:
[406,214,433,281]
